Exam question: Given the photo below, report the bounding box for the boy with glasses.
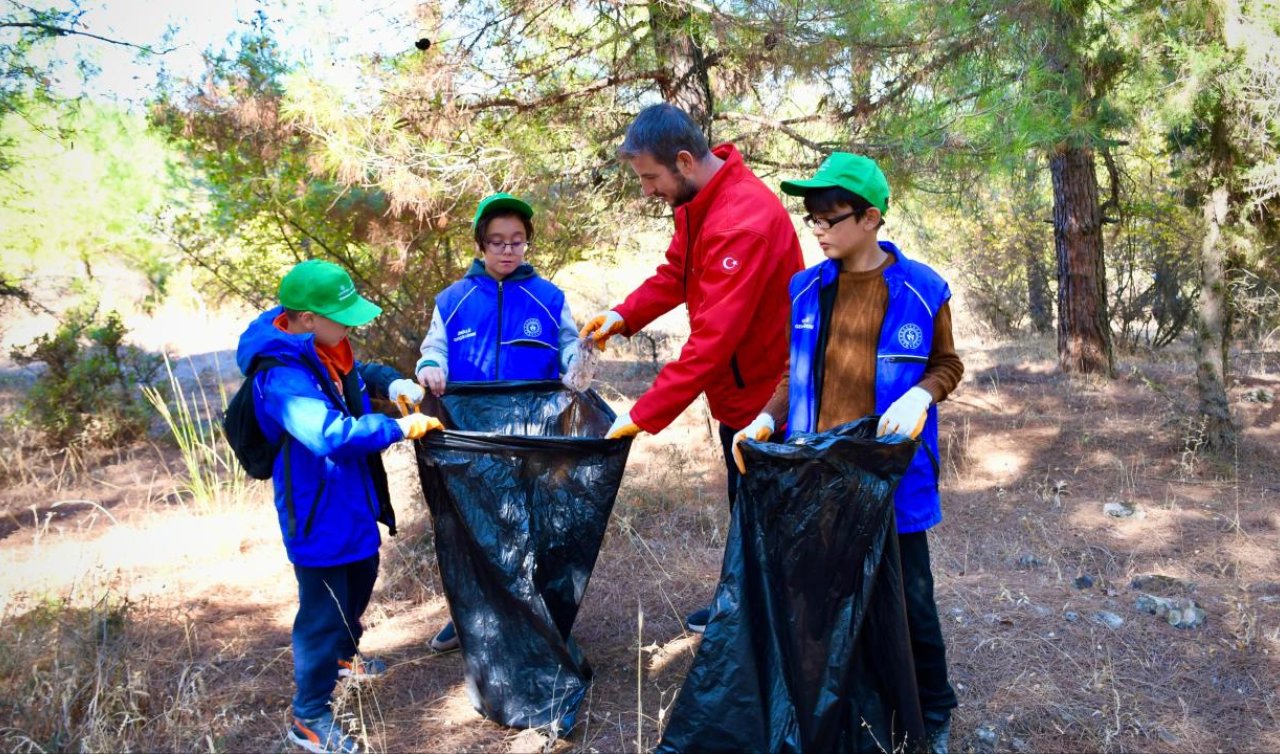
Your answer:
[415,192,579,651]
[731,153,964,754]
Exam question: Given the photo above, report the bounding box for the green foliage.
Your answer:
[154,18,625,372]
[9,307,164,448]
[0,101,183,308]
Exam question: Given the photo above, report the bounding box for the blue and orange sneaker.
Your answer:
[288,713,359,754]
[337,655,387,680]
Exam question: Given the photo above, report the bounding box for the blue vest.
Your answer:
[434,266,564,382]
[786,242,951,533]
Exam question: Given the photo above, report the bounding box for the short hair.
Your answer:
[802,186,887,228]
[474,209,534,249]
[283,308,304,322]
[617,103,710,171]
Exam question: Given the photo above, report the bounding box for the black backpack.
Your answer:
[224,357,285,480]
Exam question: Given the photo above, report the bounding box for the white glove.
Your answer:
[606,410,642,439]
[389,379,425,406]
[731,412,775,474]
[877,386,932,438]
[416,366,447,397]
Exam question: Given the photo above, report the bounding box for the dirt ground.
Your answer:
[3,315,1280,752]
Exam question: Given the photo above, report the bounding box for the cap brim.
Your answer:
[780,178,840,196]
[327,295,382,327]
[475,196,534,224]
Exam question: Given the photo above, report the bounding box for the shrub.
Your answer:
[9,307,164,448]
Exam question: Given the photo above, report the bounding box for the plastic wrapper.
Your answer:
[562,336,600,393]
[656,418,925,754]
[415,380,631,732]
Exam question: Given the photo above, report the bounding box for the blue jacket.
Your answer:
[786,242,951,533]
[416,260,576,382]
[236,307,405,567]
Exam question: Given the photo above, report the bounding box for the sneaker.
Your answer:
[685,607,711,634]
[430,621,460,652]
[337,654,387,680]
[288,713,360,754]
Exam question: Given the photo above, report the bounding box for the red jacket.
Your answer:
[616,144,804,432]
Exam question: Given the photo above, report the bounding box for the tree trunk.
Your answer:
[647,1,714,137]
[1050,145,1114,375]
[1026,240,1053,335]
[1194,182,1236,449]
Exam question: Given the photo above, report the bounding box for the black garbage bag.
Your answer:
[414,381,631,733]
[656,418,925,754]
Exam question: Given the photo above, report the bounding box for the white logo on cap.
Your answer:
[338,284,356,301]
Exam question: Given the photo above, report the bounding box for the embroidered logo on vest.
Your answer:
[795,313,816,331]
[522,317,543,338]
[897,323,924,350]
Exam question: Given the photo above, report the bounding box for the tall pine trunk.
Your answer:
[1050,145,1114,375]
[647,1,714,136]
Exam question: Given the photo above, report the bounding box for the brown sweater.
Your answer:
[763,254,963,430]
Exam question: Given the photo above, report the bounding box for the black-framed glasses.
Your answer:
[484,240,529,255]
[802,211,858,230]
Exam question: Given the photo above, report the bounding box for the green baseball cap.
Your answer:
[473,192,534,226]
[780,152,890,214]
[278,260,382,327]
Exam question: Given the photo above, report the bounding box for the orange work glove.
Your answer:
[579,310,627,351]
[396,413,444,440]
[731,413,776,474]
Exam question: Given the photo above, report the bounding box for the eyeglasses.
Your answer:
[484,240,529,255]
[802,211,858,231]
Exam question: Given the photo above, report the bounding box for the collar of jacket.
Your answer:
[817,240,909,289]
[673,143,747,236]
[464,258,537,282]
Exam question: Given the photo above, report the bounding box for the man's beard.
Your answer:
[669,173,699,207]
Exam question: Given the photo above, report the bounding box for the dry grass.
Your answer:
[2,313,1279,752]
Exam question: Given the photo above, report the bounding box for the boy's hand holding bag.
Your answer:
[877,387,931,439]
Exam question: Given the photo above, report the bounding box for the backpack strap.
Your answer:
[245,356,297,539]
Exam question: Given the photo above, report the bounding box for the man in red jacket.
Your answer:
[581,103,804,633]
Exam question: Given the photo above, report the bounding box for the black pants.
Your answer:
[718,422,743,509]
[291,554,380,719]
[898,530,958,722]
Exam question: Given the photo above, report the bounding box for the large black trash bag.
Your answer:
[414,380,631,733]
[656,418,925,754]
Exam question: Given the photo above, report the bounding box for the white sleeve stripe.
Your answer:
[519,286,556,322]
[791,277,820,307]
[903,281,934,319]
[442,285,478,327]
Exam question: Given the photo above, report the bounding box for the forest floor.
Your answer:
[2,269,1280,753]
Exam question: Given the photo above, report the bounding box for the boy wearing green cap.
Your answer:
[236,259,443,754]
[415,192,579,651]
[730,153,964,754]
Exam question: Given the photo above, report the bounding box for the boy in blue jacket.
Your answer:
[236,259,442,754]
[414,192,579,652]
[415,192,578,395]
[731,154,965,754]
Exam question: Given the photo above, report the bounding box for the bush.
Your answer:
[9,307,164,448]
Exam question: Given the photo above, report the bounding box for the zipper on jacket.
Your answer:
[495,280,504,378]
[879,354,930,364]
[303,479,328,537]
[730,355,746,388]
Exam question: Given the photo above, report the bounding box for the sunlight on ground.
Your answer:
[0,498,289,610]
[644,635,699,676]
